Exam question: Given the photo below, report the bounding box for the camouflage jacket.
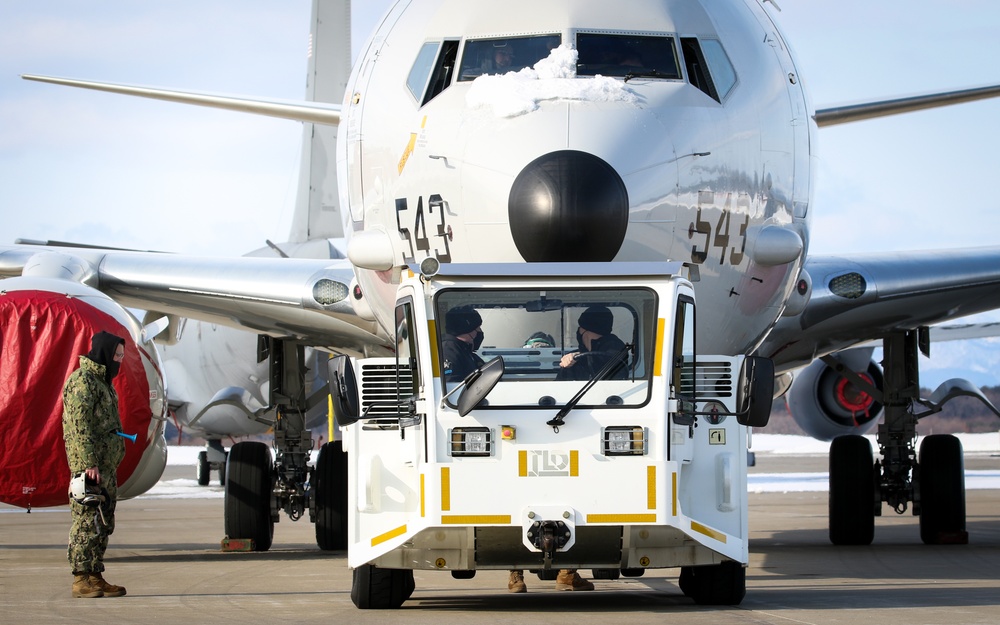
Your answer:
[62,356,125,477]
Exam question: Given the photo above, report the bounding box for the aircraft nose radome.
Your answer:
[508,150,628,262]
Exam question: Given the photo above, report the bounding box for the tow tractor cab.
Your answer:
[330,261,772,609]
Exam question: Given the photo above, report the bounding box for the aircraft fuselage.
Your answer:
[340,0,813,356]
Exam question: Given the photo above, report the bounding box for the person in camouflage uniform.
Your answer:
[62,331,128,598]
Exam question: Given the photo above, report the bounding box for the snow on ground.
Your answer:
[144,433,1000,499]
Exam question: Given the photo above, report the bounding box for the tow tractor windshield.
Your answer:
[436,287,657,410]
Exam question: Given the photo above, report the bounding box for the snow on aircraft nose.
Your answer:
[508,150,628,262]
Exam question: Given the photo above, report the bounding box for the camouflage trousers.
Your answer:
[68,478,117,574]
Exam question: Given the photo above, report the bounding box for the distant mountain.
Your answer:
[919,337,1000,389]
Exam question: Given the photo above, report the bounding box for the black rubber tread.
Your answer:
[680,561,746,605]
[196,451,210,486]
[351,564,414,609]
[224,441,274,552]
[314,441,349,550]
[829,434,875,545]
[918,434,967,545]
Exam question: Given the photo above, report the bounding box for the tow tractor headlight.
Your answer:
[450,427,493,457]
[603,426,646,456]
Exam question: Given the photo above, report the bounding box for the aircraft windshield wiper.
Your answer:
[624,69,674,82]
[547,343,633,432]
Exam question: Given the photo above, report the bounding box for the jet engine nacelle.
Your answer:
[0,271,167,508]
[784,357,884,442]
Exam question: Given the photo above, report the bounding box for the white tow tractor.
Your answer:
[328,261,772,608]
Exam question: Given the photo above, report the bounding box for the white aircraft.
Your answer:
[3,0,1000,557]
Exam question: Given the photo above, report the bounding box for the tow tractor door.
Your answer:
[349,291,426,565]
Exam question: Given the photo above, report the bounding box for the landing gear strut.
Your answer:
[223,337,347,551]
[829,329,972,545]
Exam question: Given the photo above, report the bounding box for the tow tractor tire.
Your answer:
[314,441,349,551]
[351,564,415,609]
[829,435,875,545]
[224,441,274,552]
[678,562,746,605]
[591,568,621,580]
[918,434,967,545]
[196,451,210,486]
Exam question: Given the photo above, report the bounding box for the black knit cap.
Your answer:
[87,330,125,384]
[577,305,613,336]
[445,306,483,336]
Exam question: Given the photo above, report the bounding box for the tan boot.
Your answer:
[72,574,103,598]
[90,572,127,597]
[555,569,594,591]
[507,569,527,593]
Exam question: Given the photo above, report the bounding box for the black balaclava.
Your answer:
[87,331,126,384]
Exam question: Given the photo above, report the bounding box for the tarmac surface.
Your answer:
[2,453,999,625]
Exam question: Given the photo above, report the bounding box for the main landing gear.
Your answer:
[222,338,348,551]
[828,329,997,545]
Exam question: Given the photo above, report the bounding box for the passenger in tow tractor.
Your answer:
[557,305,628,380]
[441,306,485,382]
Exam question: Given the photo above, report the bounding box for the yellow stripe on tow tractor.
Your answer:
[441,515,512,525]
[586,514,657,523]
[647,465,656,509]
[371,524,407,547]
[441,466,450,511]
[690,521,727,544]
[654,317,665,377]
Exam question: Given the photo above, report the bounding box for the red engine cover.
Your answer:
[0,290,152,508]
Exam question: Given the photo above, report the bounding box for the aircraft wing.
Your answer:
[761,245,1000,370]
[814,84,1000,126]
[0,245,389,354]
[20,74,341,126]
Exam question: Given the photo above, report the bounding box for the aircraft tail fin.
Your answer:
[288,0,352,243]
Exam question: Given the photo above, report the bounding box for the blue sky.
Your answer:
[2,1,999,256]
[2,1,1000,383]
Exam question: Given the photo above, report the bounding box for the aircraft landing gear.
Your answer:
[828,329,973,545]
[224,440,274,551]
[196,439,227,486]
[221,337,348,551]
[312,440,349,550]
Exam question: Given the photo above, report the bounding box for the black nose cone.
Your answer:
[508,150,628,262]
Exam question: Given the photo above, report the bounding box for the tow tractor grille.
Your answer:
[680,361,734,399]
[359,361,414,427]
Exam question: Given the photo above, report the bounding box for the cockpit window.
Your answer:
[407,40,460,106]
[407,42,441,102]
[700,39,737,100]
[576,33,681,80]
[681,38,721,102]
[458,35,562,81]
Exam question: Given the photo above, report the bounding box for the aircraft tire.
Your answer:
[314,441,348,550]
[351,564,414,609]
[218,454,226,487]
[678,561,746,605]
[196,451,210,486]
[224,441,274,552]
[918,434,967,545]
[829,434,875,545]
[591,568,620,580]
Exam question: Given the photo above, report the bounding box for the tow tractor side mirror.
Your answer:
[736,356,774,427]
